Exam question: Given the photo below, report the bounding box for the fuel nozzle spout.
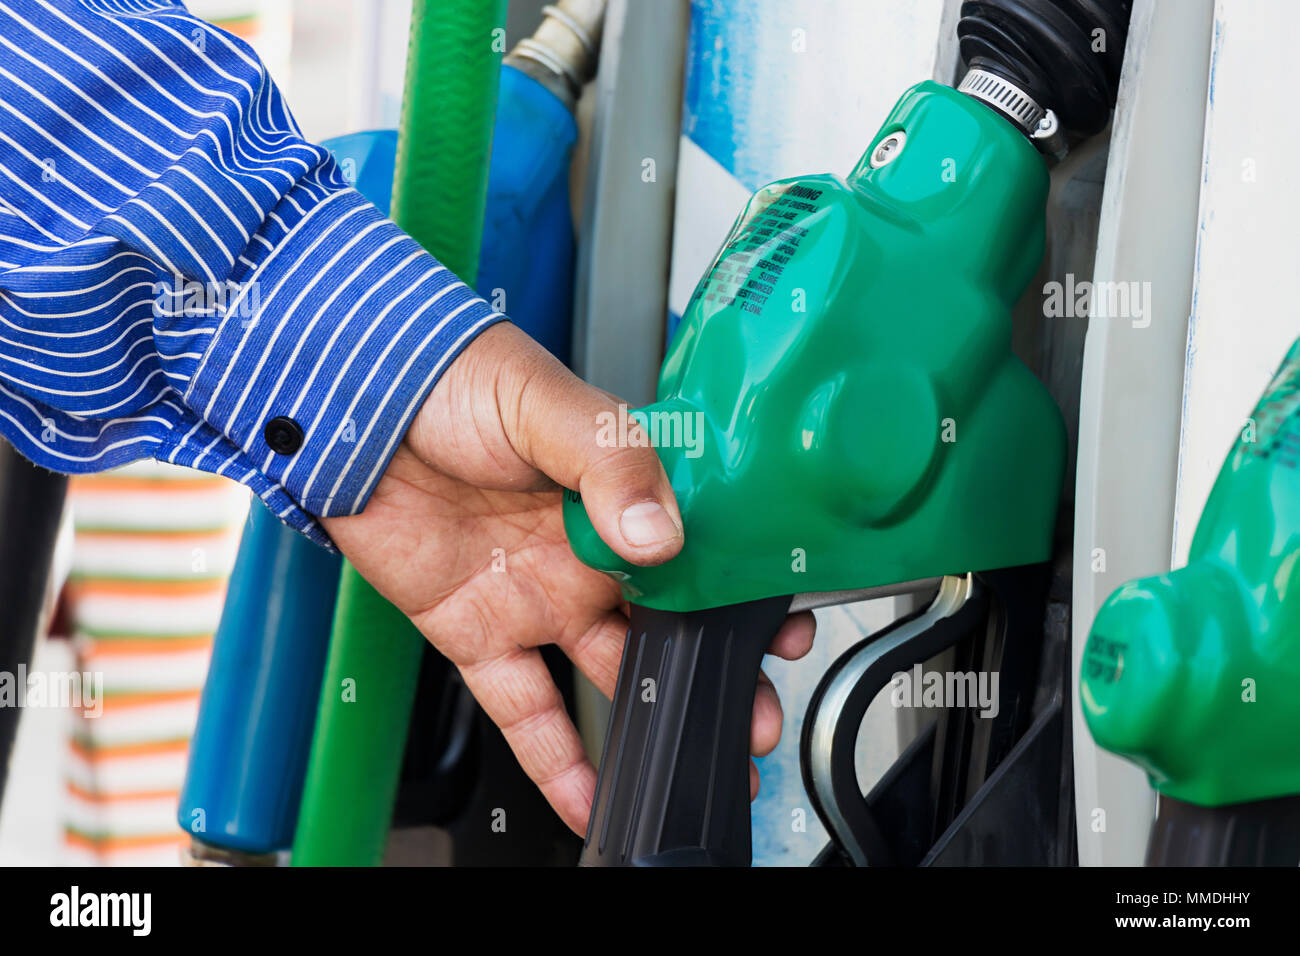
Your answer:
[955,0,1131,155]
[1082,338,1300,865]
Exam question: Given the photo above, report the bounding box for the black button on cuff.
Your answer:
[264,416,304,455]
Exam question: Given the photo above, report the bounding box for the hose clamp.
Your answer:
[958,68,1047,136]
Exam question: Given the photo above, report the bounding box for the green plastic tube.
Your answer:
[292,0,506,867]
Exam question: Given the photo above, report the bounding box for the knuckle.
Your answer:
[582,440,662,494]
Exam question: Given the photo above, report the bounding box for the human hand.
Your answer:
[321,322,816,834]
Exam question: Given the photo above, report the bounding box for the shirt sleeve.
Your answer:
[0,0,504,549]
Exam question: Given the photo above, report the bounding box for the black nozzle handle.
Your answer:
[580,596,792,867]
[1147,794,1300,866]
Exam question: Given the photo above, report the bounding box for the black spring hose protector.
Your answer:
[958,0,1132,136]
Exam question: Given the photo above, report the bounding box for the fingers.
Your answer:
[559,610,628,700]
[750,759,760,801]
[746,613,815,759]
[769,610,817,660]
[493,329,684,567]
[750,670,783,757]
[459,646,596,836]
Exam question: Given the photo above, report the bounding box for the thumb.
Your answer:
[502,335,684,567]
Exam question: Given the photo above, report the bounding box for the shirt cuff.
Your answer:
[181,178,504,519]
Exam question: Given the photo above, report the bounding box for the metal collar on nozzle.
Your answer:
[958,69,1066,160]
[958,68,1047,134]
[955,0,1131,157]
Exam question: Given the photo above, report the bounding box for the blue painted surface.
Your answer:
[179,63,581,854]
[683,0,766,195]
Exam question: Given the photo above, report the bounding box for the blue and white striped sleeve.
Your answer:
[0,0,504,548]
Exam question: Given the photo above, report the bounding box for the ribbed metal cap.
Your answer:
[958,68,1047,135]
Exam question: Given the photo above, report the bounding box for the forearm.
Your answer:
[0,0,502,547]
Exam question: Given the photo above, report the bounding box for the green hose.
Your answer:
[290,566,423,866]
[392,0,507,277]
[291,0,507,867]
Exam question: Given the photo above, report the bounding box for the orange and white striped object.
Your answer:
[63,461,247,865]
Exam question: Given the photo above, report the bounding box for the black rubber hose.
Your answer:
[0,441,67,811]
[958,0,1131,136]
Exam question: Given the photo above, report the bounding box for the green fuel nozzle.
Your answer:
[1083,339,1300,863]
[564,82,1065,614]
[566,82,1066,867]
